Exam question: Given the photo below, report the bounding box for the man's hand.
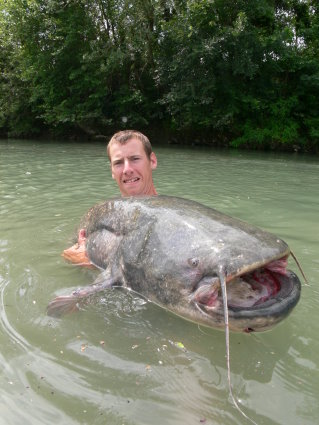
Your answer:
[62,229,93,267]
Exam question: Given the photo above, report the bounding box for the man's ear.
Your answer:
[150,152,157,170]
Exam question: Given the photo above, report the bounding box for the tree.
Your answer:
[157,0,319,149]
[0,0,318,151]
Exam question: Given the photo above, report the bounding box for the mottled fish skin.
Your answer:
[48,196,301,331]
[47,195,302,425]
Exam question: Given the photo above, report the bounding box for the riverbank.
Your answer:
[1,128,317,154]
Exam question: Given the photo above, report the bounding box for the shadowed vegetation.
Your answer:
[0,0,318,151]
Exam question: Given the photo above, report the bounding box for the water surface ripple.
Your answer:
[0,140,318,425]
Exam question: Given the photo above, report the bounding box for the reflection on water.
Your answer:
[0,139,318,425]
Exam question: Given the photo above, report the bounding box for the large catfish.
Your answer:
[48,196,301,332]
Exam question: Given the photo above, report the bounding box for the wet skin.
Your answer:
[62,229,92,267]
[52,196,301,332]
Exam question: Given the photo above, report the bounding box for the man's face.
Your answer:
[109,138,157,197]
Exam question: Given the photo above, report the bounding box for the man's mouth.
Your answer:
[123,177,140,184]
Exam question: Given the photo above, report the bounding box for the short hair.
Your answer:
[107,130,153,161]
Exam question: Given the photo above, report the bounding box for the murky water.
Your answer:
[0,139,318,425]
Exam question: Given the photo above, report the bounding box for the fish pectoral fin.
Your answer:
[47,268,122,318]
[46,294,82,317]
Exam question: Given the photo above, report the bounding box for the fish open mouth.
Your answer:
[192,256,301,332]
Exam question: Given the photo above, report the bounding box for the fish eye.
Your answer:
[188,258,199,267]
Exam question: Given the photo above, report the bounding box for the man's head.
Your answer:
[107,130,152,160]
[107,130,157,197]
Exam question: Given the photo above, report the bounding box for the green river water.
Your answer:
[0,139,318,425]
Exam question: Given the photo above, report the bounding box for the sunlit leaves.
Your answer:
[0,0,318,149]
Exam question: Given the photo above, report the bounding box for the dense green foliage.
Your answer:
[0,0,318,151]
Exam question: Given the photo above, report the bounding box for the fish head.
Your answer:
[147,228,299,332]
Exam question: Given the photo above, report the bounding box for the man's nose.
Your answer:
[123,159,133,173]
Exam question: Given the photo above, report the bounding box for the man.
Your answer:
[107,130,157,197]
[62,130,158,266]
